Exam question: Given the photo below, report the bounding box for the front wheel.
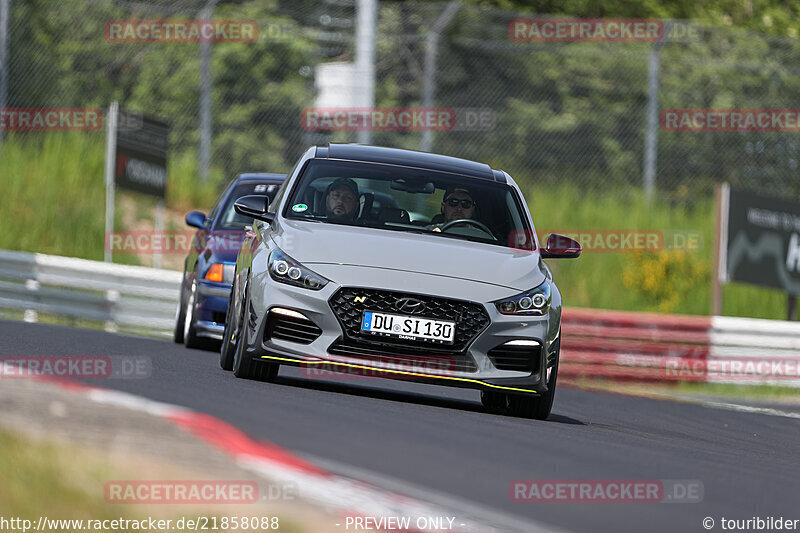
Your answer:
[183,279,206,349]
[232,281,279,382]
[173,282,187,343]
[508,350,560,420]
[219,285,239,370]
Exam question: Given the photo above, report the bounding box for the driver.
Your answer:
[324,178,360,220]
[431,186,476,232]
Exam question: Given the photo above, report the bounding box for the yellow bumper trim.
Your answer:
[258,355,540,394]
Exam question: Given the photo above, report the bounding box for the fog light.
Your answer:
[499,301,516,313]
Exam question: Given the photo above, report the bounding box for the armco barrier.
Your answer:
[0,249,181,336]
[0,250,798,386]
[561,308,800,387]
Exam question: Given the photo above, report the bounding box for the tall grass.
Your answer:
[0,133,225,262]
[526,184,788,318]
[0,134,790,319]
[1,133,107,259]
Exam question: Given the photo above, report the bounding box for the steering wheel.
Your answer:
[440,218,497,240]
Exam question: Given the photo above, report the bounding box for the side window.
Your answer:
[505,189,534,250]
[208,180,234,222]
[270,155,308,214]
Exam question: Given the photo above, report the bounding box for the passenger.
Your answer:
[324,178,359,220]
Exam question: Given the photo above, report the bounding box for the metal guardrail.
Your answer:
[0,249,181,336]
[1,249,798,386]
[561,308,800,387]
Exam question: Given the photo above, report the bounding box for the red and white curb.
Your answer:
[1,362,560,533]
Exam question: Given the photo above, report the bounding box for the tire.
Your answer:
[173,282,187,344]
[508,349,560,420]
[183,278,212,350]
[219,282,239,370]
[232,280,279,382]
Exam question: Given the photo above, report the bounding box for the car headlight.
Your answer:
[494,282,551,316]
[268,249,329,290]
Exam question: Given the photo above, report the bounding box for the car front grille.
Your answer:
[487,343,541,372]
[328,287,490,353]
[327,339,477,372]
[265,312,322,345]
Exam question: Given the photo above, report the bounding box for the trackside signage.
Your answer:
[724,188,800,292]
[115,110,168,198]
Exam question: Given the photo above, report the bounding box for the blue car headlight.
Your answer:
[268,249,329,290]
[494,282,551,316]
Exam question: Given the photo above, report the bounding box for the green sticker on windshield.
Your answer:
[292,203,308,212]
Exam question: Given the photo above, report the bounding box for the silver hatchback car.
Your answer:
[220,144,580,420]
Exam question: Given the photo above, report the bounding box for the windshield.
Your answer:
[283,160,535,250]
[216,181,281,230]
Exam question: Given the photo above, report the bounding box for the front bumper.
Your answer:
[244,269,561,395]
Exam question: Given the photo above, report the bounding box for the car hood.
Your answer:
[270,219,545,292]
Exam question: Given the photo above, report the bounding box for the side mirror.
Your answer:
[234,195,274,223]
[185,211,207,229]
[541,233,582,259]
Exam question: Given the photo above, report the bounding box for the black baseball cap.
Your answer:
[326,178,359,198]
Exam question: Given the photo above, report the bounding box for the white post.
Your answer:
[420,2,460,153]
[198,0,217,182]
[643,22,669,201]
[642,45,661,201]
[103,102,119,263]
[0,0,10,145]
[355,0,377,145]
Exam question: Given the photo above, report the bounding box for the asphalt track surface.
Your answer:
[3,320,800,533]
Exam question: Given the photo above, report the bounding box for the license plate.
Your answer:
[361,311,455,344]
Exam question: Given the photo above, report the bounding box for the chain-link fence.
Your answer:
[3,0,800,200]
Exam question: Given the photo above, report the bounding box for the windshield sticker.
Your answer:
[254,184,267,193]
[292,203,308,212]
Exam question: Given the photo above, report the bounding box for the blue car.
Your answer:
[174,172,287,349]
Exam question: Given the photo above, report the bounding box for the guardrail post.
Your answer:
[23,279,39,323]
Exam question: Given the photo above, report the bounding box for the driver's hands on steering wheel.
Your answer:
[438,218,497,240]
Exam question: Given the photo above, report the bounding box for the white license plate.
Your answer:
[361,311,455,344]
